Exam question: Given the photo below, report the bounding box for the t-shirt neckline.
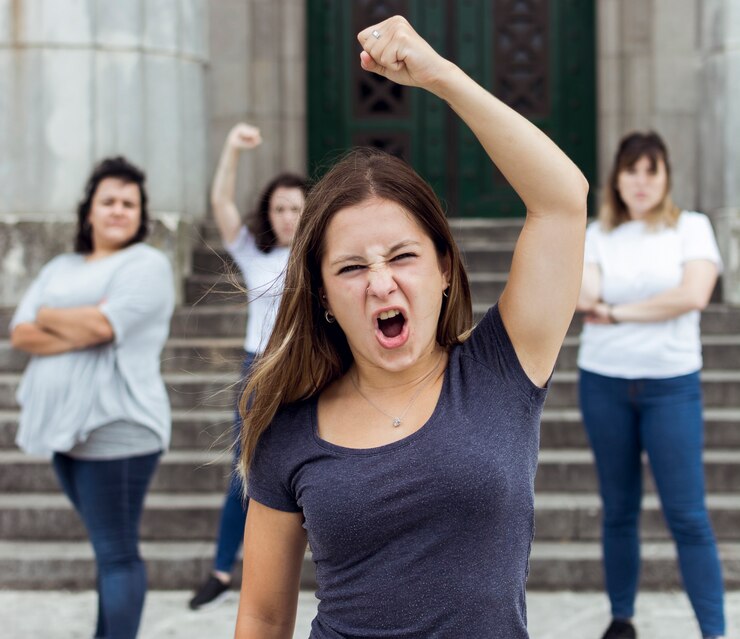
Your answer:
[309,355,452,456]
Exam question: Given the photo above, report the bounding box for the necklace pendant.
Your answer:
[392,417,402,428]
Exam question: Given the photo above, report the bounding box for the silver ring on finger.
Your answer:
[372,29,381,39]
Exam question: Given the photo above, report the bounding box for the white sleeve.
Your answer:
[9,257,61,330]
[224,226,258,261]
[680,212,723,273]
[98,249,175,345]
[583,221,602,265]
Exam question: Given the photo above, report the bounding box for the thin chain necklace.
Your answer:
[349,352,446,428]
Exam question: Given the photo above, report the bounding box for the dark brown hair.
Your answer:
[74,156,149,254]
[600,131,680,230]
[247,173,308,252]
[238,148,473,475]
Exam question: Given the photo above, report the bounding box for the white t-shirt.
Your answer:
[577,211,722,379]
[225,226,290,354]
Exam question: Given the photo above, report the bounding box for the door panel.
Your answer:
[307,0,596,217]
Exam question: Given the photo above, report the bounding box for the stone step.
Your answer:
[537,407,740,449]
[0,338,248,374]
[2,492,739,543]
[0,372,240,411]
[3,369,740,413]
[534,449,740,493]
[1,408,739,453]
[2,449,739,494]
[1,539,738,591]
[527,541,740,590]
[0,450,233,494]
[542,370,740,409]
[1,303,738,341]
[5,333,740,374]
[0,409,235,451]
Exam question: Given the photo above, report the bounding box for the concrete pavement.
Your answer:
[3,590,739,638]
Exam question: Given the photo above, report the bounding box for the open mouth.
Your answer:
[377,309,406,338]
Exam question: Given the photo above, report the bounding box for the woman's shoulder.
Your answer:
[677,210,711,227]
[121,243,173,271]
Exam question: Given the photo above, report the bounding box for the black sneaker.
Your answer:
[601,620,637,639]
[188,575,231,610]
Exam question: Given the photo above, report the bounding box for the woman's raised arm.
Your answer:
[211,124,262,246]
[358,16,588,386]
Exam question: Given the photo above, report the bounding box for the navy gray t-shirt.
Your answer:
[248,305,548,638]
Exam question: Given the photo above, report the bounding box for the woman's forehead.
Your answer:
[323,198,428,250]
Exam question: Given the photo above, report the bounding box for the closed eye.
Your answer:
[338,264,365,274]
[391,252,416,262]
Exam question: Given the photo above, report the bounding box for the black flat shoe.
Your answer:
[601,619,637,639]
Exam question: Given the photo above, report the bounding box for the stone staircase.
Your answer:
[1,219,739,591]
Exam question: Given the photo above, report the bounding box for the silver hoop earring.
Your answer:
[443,289,449,298]
[324,310,336,324]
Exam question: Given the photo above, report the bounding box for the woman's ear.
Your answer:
[440,252,452,289]
[319,287,331,312]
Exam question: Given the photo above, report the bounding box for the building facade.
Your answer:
[1,0,739,304]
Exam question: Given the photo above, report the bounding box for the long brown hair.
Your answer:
[599,131,680,231]
[238,148,473,475]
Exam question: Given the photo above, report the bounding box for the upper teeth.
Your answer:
[379,310,400,320]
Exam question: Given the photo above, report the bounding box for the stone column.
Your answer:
[597,0,702,208]
[207,0,306,217]
[700,0,740,304]
[0,0,209,305]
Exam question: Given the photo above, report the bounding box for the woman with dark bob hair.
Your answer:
[188,124,308,609]
[577,132,725,639]
[10,156,174,639]
[233,16,588,639]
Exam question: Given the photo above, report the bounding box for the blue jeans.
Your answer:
[579,369,725,637]
[52,451,160,639]
[213,352,255,574]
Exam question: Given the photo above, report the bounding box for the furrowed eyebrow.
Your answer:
[330,240,421,267]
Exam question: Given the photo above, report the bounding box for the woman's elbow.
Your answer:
[10,329,28,351]
[691,292,712,312]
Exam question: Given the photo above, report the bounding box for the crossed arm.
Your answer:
[11,306,114,355]
[578,260,718,324]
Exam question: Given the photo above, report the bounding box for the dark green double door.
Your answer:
[307,0,595,217]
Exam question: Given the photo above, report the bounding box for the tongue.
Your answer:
[378,314,404,338]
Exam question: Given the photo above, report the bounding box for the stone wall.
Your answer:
[0,0,209,305]
[700,0,740,303]
[207,0,306,220]
[597,0,702,208]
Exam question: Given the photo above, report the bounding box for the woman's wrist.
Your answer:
[607,304,619,324]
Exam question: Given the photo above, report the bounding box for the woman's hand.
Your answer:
[357,16,452,92]
[584,302,614,325]
[227,123,262,152]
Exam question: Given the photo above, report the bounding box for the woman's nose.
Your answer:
[366,264,397,298]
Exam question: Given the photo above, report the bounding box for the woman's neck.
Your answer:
[351,346,447,395]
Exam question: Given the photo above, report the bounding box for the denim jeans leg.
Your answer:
[639,373,725,637]
[53,453,108,638]
[213,352,255,574]
[53,452,160,639]
[579,370,642,619]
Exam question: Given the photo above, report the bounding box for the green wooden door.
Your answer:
[307,0,595,217]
